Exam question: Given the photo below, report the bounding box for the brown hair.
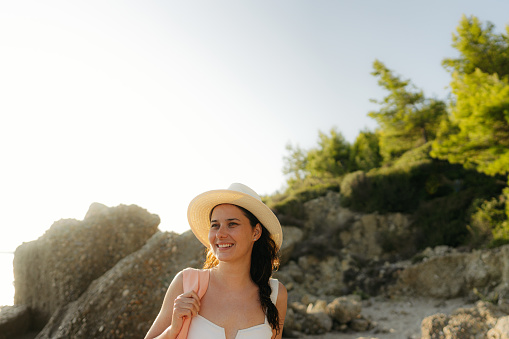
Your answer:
[203,204,281,334]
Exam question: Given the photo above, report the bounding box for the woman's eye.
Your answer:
[211,223,219,228]
[228,222,238,227]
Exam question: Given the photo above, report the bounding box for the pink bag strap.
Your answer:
[176,268,210,339]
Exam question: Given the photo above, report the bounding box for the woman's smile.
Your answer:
[216,243,234,249]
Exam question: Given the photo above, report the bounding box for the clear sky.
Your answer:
[1,0,509,253]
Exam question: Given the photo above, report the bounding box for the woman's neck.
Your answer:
[212,260,253,290]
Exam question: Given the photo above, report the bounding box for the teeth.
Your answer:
[218,244,233,248]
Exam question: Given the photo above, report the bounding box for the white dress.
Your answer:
[187,279,279,339]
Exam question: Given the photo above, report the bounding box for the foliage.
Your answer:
[431,69,509,176]
[283,127,383,187]
[283,143,307,182]
[340,145,504,249]
[275,15,509,251]
[306,128,352,177]
[412,189,479,249]
[467,189,509,248]
[350,130,382,171]
[283,128,352,183]
[442,15,509,77]
[341,145,438,213]
[264,177,341,221]
[368,60,447,163]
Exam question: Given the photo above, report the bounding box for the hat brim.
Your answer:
[187,189,283,250]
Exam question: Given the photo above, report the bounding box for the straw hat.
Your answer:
[187,183,283,250]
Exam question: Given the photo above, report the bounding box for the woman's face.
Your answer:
[208,204,261,263]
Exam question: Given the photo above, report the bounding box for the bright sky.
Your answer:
[1,0,509,253]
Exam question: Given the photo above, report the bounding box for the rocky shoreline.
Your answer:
[1,193,509,338]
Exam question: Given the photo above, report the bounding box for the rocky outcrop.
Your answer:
[283,295,370,337]
[421,301,509,338]
[9,195,509,338]
[13,203,160,329]
[391,245,509,299]
[279,226,304,265]
[299,191,413,261]
[35,230,204,339]
[34,225,304,339]
[0,305,30,339]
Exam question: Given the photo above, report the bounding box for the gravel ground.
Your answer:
[285,295,473,339]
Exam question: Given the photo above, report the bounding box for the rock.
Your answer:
[326,295,362,324]
[0,305,31,339]
[284,301,333,335]
[421,301,509,339]
[349,317,371,332]
[307,299,328,313]
[392,245,509,298]
[421,313,449,339]
[303,191,355,234]
[301,192,412,261]
[279,226,304,265]
[13,203,160,329]
[276,255,351,304]
[487,316,509,339]
[442,313,489,338]
[35,230,203,339]
[303,310,333,334]
[281,308,298,337]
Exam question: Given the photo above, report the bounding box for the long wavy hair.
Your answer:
[203,204,281,334]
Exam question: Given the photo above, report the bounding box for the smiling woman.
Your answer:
[144,183,287,339]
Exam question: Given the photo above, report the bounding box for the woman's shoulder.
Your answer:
[277,281,287,299]
[181,267,209,273]
[180,267,211,277]
[168,268,208,289]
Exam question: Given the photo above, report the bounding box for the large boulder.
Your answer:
[275,255,351,303]
[0,305,31,339]
[391,245,509,299]
[326,295,362,324]
[487,316,509,339]
[284,301,333,336]
[301,191,412,261]
[35,230,204,339]
[13,203,160,329]
[421,301,508,339]
[279,226,304,265]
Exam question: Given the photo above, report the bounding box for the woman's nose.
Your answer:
[216,225,227,238]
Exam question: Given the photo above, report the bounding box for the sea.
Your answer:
[0,252,15,306]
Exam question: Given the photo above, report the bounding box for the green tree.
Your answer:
[350,129,382,171]
[431,69,509,176]
[368,60,447,163]
[442,15,509,77]
[306,128,351,177]
[283,143,307,183]
[432,16,509,177]
[283,128,352,183]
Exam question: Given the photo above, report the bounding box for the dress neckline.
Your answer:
[195,314,270,338]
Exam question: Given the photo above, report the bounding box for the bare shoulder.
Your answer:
[273,281,288,339]
[167,270,184,295]
[277,281,288,303]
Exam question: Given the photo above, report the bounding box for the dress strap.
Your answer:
[177,268,210,339]
[269,278,279,304]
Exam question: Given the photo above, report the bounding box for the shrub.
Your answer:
[468,193,509,248]
[412,189,476,249]
[264,177,341,222]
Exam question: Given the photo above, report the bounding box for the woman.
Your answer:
[145,183,288,339]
